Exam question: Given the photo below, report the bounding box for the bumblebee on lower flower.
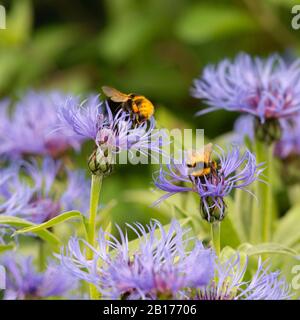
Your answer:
[154,144,264,222]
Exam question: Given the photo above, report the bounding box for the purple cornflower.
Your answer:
[0,253,77,300]
[233,114,300,159]
[56,94,103,140]
[0,91,84,159]
[60,220,215,299]
[192,53,300,124]
[0,164,32,216]
[60,220,290,300]
[154,145,263,222]
[186,255,291,300]
[0,158,90,223]
[231,115,255,145]
[274,115,300,159]
[57,96,164,174]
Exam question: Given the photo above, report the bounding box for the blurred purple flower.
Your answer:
[0,164,32,216]
[232,115,255,144]
[0,91,84,159]
[60,220,215,299]
[192,53,300,123]
[274,115,300,159]
[154,145,263,221]
[0,158,90,223]
[233,114,300,159]
[0,253,77,300]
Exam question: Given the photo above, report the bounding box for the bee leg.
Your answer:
[121,102,131,113]
[132,102,139,113]
[135,113,140,125]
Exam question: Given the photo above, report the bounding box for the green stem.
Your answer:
[250,138,274,243]
[250,138,264,243]
[263,143,274,242]
[87,174,103,300]
[38,239,45,271]
[211,222,221,256]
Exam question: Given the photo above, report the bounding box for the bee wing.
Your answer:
[102,86,129,102]
[203,143,213,163]
[187,143,213,164]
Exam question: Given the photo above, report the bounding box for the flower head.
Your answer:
[57,96,164,174]
[60,220,215,299]
[154,145,263,222]
[192,53,300,124]
[0,253,77,300]
[59,220,290,300]
[0,158,90,223]
[56,94,104,140]
[0,91,84,159]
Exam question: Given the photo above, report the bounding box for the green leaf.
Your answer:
[238,242,299,258]
[123,189,208,238]
[0,216,60,247]
[0,243,15,253]
[273,204,300,247]
[220,197,242,248]
[14,211,84,235]
[176,4,257,44]
[220,215,241,249]
[123,189,179,219]
[232,188,250,243]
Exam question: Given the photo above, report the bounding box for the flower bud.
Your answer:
[200,197,227,223]
[88,147,113,177]
[255,118,282,145]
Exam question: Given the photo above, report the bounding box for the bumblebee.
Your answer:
[186,143,218,177]
[102,86,154,124]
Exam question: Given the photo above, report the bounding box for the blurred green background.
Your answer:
[1,0,300,228]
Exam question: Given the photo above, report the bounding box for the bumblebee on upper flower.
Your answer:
[102,86,155,125]
[192,53,300,144]
[57,90,161,176]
